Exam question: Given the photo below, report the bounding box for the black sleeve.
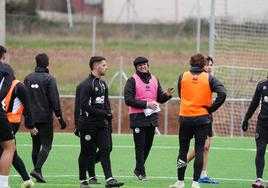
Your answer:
[244,84,261,120]
[0,64,14,101]
[156,78,172,103]
[80,82,108,118]
[48,77,62,118]
[104,82,111,114]
[124,77,147,109]
[208,75,227,113]
[74,84,81,127]
[177,74,183,98]
[15,82,34,129]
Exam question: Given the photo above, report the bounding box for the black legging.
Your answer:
[177,123,207,182]
[79,125,112,180]
[133,126,155,175]
[255,124,268,179]
[31,122,53,173]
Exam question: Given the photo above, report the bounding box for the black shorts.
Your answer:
[207,123,213,137]
[255,124,268,143]
[0,117,15,142]
[179,123,208,141]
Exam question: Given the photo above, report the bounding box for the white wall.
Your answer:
[103,0,268,24]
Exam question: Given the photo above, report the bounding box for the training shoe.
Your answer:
[88,176,101,184]
[169,181,185,188]
[21,179,34,188]
[133,170,148,181]
[198,177,219,184]
[30,170,46,183]
[80,181,91,188]
[192,181,201,188]
[252,179,264,188]
[105,178,124,187]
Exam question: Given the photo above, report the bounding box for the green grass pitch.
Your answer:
[9,133,268,188]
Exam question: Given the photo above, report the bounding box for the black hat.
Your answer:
[35,53,49,67]
[133,57,148,67]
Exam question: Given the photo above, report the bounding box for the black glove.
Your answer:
[242,120,248,132]
[106,113,113,121]
[58,116,67,129]
[108,119,112,133]
[74,128,80,137]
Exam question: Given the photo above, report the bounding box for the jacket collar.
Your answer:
[190,66,204,73]
[35,67,49,73]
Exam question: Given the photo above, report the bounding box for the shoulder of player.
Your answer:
[257,79,268,90]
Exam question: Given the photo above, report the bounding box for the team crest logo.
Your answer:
[95,96,104,104]
[264,96,268,103]
[134,128,140,133]
[255,132,259,139]
[85,135,91,141]
[95,87,99,91]
[31,84,39,88]
[263,86,267,90]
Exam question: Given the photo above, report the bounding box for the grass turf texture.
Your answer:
[9,133,267,188]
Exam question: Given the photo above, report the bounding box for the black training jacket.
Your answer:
[124,71,172,128]
[24,67,62,123]
[0,63,14,118]
[77,74,111,130]
[177,66,227,125]
[244,79,268,126]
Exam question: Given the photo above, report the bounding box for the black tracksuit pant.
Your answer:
[255,123,268,179]
[31,122,53,173]
[132,126,155,175]
[0,123,30,181]
[177,123,208,182]
[79,123,112,181]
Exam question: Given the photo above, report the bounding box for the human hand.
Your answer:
[74,128,80,137]
[58,117,67,129]
[106,113,113,121]
[147,101,158,111]
[164,88,174,96]
[203,106,213,114]
[242,120,248,132]
[30,128,38,136]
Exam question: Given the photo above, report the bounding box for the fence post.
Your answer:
[117,56,124,134]
[208,0,215,56]
[164,101,169,135]
[196,0,201,52]
[66,0,74,28]
[0,0,5,46]
[92,16,96,56]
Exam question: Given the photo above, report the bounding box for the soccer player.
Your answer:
[24,53,67,183]
[74,79,112,185]
[0,45,38,188]
[186,56,219,184]
[124,56,173,181]
[169,53,226,188]
[0,45,16,188]
[77,56,123,188]
[242,75,268,188]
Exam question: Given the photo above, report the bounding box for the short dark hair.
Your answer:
[190,53,206,68]
[206,56,214,65]
[89,56,106,70]
[35,53,49,67]
[0,45,7,59]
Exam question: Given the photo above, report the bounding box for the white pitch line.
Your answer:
[16,144,259,152]
[10,174,255,182]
